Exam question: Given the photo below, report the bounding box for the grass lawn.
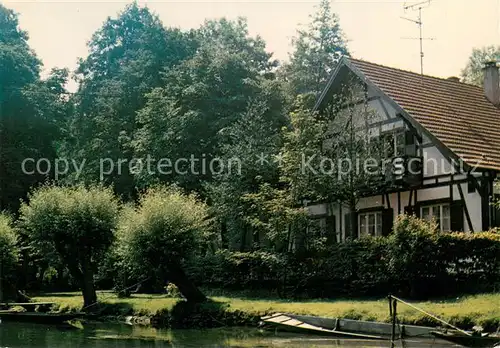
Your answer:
[33,292,500,328]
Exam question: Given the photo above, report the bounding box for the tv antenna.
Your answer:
[401,0,435,75]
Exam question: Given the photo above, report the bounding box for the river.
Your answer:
[0,321,455,347]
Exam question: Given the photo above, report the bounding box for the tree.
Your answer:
[117,187,210,303]
[134,17,277,194]
[19,185,120,308]
[0,4,68,211]
[461,45,500,86]
[318,85,386,240]
[66,3,197,197]
[207,80,289,251]
[282,0,349,95]
[250,84,386,248]
[0,214,18,302]
[241,94,325,252]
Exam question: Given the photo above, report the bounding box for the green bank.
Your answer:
[33,292,500,331]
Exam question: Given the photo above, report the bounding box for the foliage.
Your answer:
[238,95,321,252]
[118,186,209,271]
[0,214,18,294]
[187,250,287,292]
[19,185,120,307]
[134,17,277,194]
[242,183,308,252]
[461,45,500,86]
[388,215,444,297]
[190,217,500,299]
[65,3,197,197]
[207,82,289,251]
[282,0,349,95]
[247,86,385,245]
[117,186,210,302]
[0,4,69,211]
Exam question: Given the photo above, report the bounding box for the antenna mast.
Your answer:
[401,0,433,75]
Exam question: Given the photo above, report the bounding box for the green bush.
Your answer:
[387,215,446,297]
[190,215,500,299]
[187,250,286,292]
[0,214,19,300]
[117,186,210,302]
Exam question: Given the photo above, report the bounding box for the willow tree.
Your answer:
[117,187,210,303]
[19,185,120,309]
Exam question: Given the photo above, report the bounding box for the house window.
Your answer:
[381,131,405,158]
[358,211,382,236]
[420,204,451,232]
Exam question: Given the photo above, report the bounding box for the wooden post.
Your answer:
[0,257,3,302]
[391,298,397,347]
[388,295,393,319]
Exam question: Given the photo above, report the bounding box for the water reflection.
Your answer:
[0,321,455,347]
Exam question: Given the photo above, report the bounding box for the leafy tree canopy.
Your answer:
[134,17,278,194]
[0,4,69,211]
[66,3,197,197]
[19,185,120,308]
[461,45,500,86]
[282,0,349,95]
[117,186,210,302]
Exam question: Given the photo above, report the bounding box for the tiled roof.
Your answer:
[348,58,500,171]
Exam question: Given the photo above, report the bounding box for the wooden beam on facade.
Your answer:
[457,181,474,232]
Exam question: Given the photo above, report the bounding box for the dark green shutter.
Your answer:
[326,215,336,244]
[405,131,416,156]
[382,208,394,236]
[414,203,421,218]
[450,200,464,232]
[344,212,358,239]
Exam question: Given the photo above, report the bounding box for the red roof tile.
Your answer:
[348,58,500,171]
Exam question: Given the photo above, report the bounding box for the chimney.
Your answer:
[483,61,500,106]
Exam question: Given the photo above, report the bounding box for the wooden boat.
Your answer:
[261,313,386,340]
[0,311,81,324]
[261,313,437,339]
[431,331,500,348]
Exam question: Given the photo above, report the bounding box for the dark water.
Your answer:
[0,321,456,348]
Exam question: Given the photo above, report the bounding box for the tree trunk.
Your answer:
[349,200,358,239]
[220,221,228,249]
[81,258,97,310]
[167,262,207,303]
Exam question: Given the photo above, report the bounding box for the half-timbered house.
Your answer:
[308,57,500,241]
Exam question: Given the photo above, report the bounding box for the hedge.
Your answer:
[188,215,500,299]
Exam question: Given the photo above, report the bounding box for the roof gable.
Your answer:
[317,57,500,171]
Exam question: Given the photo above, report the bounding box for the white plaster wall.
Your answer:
[463,184,482,232]
[379,98,399,119]
[422,146,453,177]
[366,87,398,120]
[417,186,449,201]
[366,99,388,123]
[357,195,384,209]
[410,184,482,233]
[306,203,328,216]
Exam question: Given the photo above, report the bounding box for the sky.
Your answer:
[4,0,500,92]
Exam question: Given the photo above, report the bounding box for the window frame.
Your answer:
[420,203,451,232]
[358,211,383,237]
[380,129,406,159]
